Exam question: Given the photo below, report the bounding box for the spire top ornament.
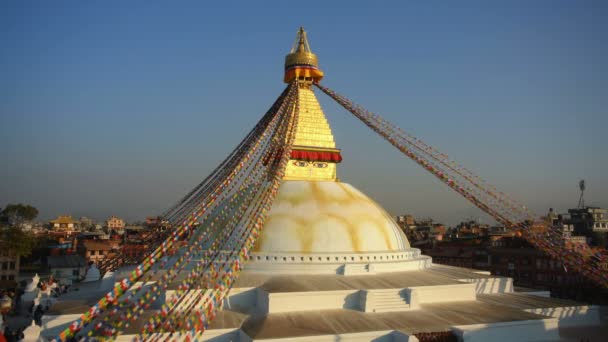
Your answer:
[284,27,324,83]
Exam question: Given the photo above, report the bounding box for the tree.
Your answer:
[1,203,39,226]
[0,226,36,256]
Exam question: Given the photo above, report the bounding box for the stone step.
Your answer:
[363,289,411,313]
[361,288,414,313]
[372,298,408,304]
[371,292,405,297]
[370,303,411,313]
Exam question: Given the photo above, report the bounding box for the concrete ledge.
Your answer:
[457,276,513,294]
[247,329,418,342]
[225,287,258,313]
[114,329,243,342]
[451,318,560,342]
[520,291,552,298]
[242,250,432,275]
[409,283,477,308]
[41,313,80,338]
[263,289,361,313]
[525,305,602,327]
[259,283,478,314]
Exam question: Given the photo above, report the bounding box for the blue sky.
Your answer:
[1,1,606,224]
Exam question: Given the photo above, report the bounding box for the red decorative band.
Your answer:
[290,150,342,163]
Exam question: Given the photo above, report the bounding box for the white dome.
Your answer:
[254,180,410,254]
[82,264,101,283]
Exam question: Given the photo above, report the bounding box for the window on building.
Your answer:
[73,269,80,276]
[0,275,5,280]
[536,259,541,269]
[1,262,7,270]
[9,262,15,270]
[8,275,14,280]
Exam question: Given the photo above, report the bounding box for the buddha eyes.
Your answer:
[293,161,328,168]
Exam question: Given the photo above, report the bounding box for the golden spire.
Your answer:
[283,27,340,181]
[284,27,324,83]
[292,26,312,53]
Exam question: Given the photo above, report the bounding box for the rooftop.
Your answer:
[240,302,544,339]
[50,215,76,224]
[81,240,115,251]
[231,264,489,293]
[47,255,87,268]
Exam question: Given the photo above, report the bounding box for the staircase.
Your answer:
[361,289,411,313]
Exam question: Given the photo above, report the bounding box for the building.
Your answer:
[106,215,125,232]
[423,245,474,269]
[78,216,95,231]
[78,231,110,240]
[39,28,606,342]
[145,216,162,227]
[46,255,87,285]
[120,244,149,263]
[489,236,608,303]
[567,207,608,248]
[568,207,608,233]
[395,214,415,228]
[427,229,604,303]
[78,240,115,264]
[50,215,78,237]
[0,248,19,288]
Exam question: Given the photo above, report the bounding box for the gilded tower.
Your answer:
[283,27,342,181]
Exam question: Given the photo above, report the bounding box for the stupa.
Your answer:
[40,28,606,341]
[248,27,422,276]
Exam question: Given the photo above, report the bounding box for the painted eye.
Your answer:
[314,163,328,168]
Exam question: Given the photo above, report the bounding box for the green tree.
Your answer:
[0,226,36,256]
[1,203,39,225]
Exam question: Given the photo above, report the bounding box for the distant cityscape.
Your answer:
[2,202,607,307]
[395,205,608,304]
[0,210,170,292]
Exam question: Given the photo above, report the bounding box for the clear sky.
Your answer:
[1,1,606,225]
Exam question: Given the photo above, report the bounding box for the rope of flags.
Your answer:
[53,82,299,341]
[315,82,608,288]
[53,79,606,341]
[134,91,299,341]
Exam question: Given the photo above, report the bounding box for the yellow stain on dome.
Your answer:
[254,181,410,254]
[274,181,313,207]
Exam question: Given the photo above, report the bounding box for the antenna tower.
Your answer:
[578,179,585,208]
